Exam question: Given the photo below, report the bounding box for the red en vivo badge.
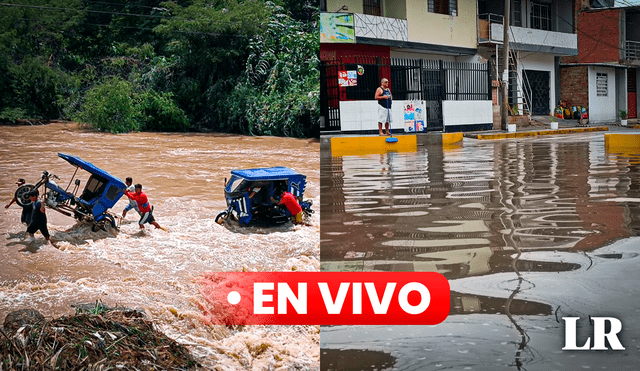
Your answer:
[197,272,450,326]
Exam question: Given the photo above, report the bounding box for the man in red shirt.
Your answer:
[277,189,303,224]
[123,184,166,231]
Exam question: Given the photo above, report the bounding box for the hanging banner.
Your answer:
[320,13,356,43]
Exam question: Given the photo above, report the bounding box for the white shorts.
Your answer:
[378,105,392,124]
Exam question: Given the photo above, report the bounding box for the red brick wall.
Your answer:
[560,66,589,108]
[577,9,620,63]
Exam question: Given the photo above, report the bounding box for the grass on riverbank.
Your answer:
[0,305,200,370]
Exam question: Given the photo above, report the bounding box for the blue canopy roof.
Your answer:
[230,167,305,181]
[58,153,126,189]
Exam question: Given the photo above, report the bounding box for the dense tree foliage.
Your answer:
[0,0,319,137]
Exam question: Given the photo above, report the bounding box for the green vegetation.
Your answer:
[0,0,318,137]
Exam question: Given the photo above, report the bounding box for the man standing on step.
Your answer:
[375,78,392,136]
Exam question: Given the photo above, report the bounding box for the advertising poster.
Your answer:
[403,101,425,132]
[338,70,357,87]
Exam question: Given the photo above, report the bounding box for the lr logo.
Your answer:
[562,317,625,350]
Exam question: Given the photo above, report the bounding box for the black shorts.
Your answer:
[139,208,155,225]
[27,219,50,239]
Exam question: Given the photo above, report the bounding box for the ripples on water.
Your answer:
[0,122,320,369]
[320,133,640,370]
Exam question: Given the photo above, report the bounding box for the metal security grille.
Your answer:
[320,57,491,133]
[524,70,550,115]
[363,0,381,16]
[320,61,341,131]
[531,1,551,31]
[596,73,608,97]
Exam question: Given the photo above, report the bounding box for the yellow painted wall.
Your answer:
[326,0,363,14]
[385,0,406,20]
[325,0,477,49]
[406,0,477,49]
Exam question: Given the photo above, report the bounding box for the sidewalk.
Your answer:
[463,116,639,140]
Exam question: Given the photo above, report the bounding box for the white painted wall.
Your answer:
[442,101,493,127]
[519,53,555,115]
[588,66,617,123]
[339,100,406,132]
[340,100,492,132]
[490,24,577,50]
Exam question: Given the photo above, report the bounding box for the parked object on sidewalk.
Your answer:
[572,106,582,120]
[554,106,564,119]
[620,110,628,126]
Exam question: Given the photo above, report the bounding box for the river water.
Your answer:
[0,122,320,369]
[320,132,640,370]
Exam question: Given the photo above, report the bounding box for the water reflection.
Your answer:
[321,134,639,273]
[320,133,640,370]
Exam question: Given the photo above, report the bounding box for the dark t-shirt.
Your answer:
[377,88,392,108]
[31,200,46,223]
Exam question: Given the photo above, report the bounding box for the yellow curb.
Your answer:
[469,126,609,140]
[442,132,463,145]
[604,133,640,154]
[331,135,417,156]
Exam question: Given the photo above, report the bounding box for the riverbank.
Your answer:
[1,305,200,370]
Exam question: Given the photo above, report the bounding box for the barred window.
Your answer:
[531,1,551,31]
[363,0,381,16]
[428,0,457,17]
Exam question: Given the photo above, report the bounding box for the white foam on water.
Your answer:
[1,125,320,369]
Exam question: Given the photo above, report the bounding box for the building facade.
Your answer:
[560,2,640,123]
[320,0,493,134]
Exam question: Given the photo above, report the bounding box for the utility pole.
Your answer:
[501,0,510,131]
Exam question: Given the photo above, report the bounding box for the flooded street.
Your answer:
[0,122,320,369]
[320,133,640,370]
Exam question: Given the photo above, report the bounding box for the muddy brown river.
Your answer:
[320,132,640,370]
[0,122,320,369]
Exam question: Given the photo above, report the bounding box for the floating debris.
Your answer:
[0,306,201,370]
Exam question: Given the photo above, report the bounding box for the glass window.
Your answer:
[428,0,457,17]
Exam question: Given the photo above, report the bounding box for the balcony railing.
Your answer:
[353,13,408,42]
[479,13,504,24]
[626,41,640,61]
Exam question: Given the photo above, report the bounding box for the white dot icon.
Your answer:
[227,291,241,305]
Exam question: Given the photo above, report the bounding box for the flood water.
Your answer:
[0,122,320,369]
[320,133,640,370]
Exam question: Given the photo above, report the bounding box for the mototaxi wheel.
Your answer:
[15,184,35,207]
[215,211,229,225]
[92,214,116,232]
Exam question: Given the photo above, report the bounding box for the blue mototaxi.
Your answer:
[14,153,126,231]
[215,167,313,226]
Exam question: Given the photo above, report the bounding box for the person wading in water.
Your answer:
[123,184,167,231]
